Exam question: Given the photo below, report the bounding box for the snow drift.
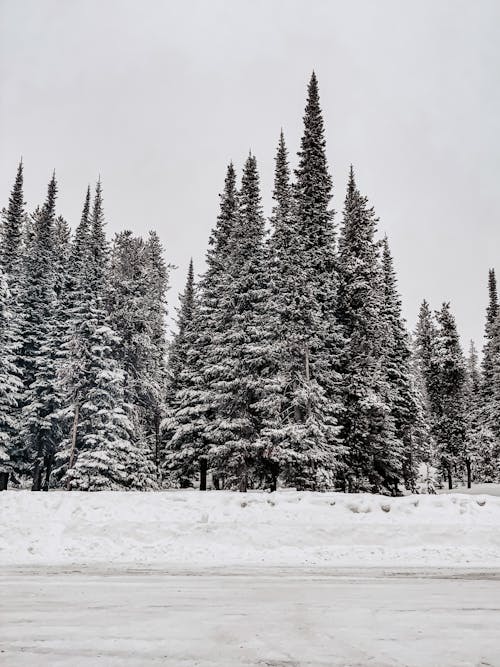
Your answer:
[2,489,500,568]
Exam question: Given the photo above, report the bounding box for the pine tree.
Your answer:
[260,126,343,491]
[62,182,155,490]
[169,258,196,395]
[166,163,239,489]
[143,230,169,478]
[0,268,23,489]
[18,174,62,490]
[164,259,201,487]
[64,322,149,491]
[481,269,498,427]
[1,160,25,278]
[411,301,438,472]
[464,340,496,485]
[203,154,274,491]
[0,161,25,486]
[337,167,398,493]
[107,230,163,483]
[433,303,467,489]
[380,236,420,489]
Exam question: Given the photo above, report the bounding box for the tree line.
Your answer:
[1,73,498,493]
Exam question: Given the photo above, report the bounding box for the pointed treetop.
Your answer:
[0,159,26,274]
[272,129,291,205]
[42,172,58,220]
[486,268,498,334]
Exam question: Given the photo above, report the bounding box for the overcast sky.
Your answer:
[1,0,500,346]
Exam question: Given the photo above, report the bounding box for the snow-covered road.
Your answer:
[2,568,500,667]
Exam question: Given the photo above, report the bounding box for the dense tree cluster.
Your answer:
[1,74,499,493]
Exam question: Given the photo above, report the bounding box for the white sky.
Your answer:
[1,0,500,346]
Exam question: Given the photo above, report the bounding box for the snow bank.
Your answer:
[2,490,500,568]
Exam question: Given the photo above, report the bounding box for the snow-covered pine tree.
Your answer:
[62,181,156,490]
[0,267,23,489]
[337,167,399,493]
[143,230,169,478]
[480,269,498,428]
[0,161,25,485]
[18,174,63,490]
[259,125,343,491]
[204,154,274,491]
[168,258,196,395]
[107,230,165,482]
[166,163,239,489]
[380,236,420,489]
[409,302,437,476]
[433,302,467,489]
[464,340,497,485]
[164,259,201,487]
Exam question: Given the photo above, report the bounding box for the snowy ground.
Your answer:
[2,568,500,666]
[3,489,500,666]
[2,488,500,568]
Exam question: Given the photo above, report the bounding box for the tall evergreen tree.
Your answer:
[62,182,155,490]
[18,174,62,489]
[266,74,344,490]
[143,230,169,477]
[432,302,467,488]
[169,258,196,395]
[164,259,201,487]
[0,268,23,489]
[481,269,498,427]
[464,340,496,485]
[411,300,439,469]
[166,163,239,489]
[205,154,274,491]
[107,230,164,482]
[380,237,420,489]
[337,167,398,492]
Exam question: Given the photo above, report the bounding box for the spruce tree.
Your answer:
[143,230,169,477]
[411,301,438,471]
[62,182,155,490]
[169,258,196,395]
[433,303,467,489]
[380,237,420,489]
[164,259,201,487]
[204,154,273,491]
[464,340,496,485]
[0,268,23,489]
[264,74,344,490]
[481,269,498,427]
[261,126,343,491]
[337,167,398,493]
[18,174,62,490]
[166,163,239,489]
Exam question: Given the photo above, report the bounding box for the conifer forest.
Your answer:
[1,73,499,496]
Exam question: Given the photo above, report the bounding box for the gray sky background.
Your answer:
[1,0,500,348]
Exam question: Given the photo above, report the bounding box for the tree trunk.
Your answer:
[154,412,161,484]
[32,462,42,492]
[304,345,312,418]
[239,466,248,493]
[199,457,207,491]
[0,471,9,491]
[42,454,53,491]
[447,466,453,490]
[466,460,472,489]
[68,403,79,470]
[212,474,220,490]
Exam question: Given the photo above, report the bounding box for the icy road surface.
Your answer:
[1,568,500,667]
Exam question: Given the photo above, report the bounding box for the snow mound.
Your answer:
[2,489,500,568]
